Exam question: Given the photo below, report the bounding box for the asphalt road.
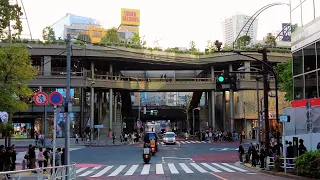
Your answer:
[64,140,289,180]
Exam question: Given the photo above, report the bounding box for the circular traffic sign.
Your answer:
[33,92,48,106]
[49,92,63,105]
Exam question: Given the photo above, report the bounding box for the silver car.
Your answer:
[163,132,176,144]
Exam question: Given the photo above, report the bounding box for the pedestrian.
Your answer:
[29,146,36,172]
[112,133,116,145]
[75,134,79,144]
[238,143,245,163]
[0,145,5,172]
[10,145,16,171]
[298,139,307,156]
[3,147,12,179]
[38,147,44,169]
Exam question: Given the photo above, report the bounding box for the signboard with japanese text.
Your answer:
[121,8,140,26]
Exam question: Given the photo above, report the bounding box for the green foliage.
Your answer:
[0,44,36,114]
[42,26,56,43]
[0,120,13,131]
[0,0,23,40]
[101,27,120,44]
[205,40,217,54]
[189,41,197,52]
[275,58,293,101]
[273,156,284,172]
[237,35,251,48]
[76,34,91,44]
[295,150,320,178]
[264,34,277,48]
[222,45,233,51]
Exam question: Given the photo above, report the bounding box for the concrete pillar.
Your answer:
[229,64,233,72]
[43,56,51,76]
[98,92,103,124]
[90,61,94,78]
[208,92,212,127]
[109,64,113,76]
[114,93,117,122]
[244,61,251,79]
[230,89,234,133]
[90,86,94,141]
[222,92,226,131]
[210,66,216,130]
[109,89,113,131]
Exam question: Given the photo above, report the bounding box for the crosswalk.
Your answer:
[161,140,208,145]
[76,162,248,177]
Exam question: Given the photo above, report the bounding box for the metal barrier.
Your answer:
[0,163,77,180]
[266,156,295,172]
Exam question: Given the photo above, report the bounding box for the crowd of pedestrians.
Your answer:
[0,145,17,179]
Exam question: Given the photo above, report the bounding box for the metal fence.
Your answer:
[0,163,76,180]
[266,157,295,173]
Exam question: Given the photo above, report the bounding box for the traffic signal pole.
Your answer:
[262,48,270,155]
[65,34,71,169]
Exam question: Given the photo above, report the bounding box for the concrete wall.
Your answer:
[283,133,320,151]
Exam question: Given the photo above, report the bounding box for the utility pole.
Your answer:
[243,102,246,139]
[65,34,71,166]
[261,47,270,155]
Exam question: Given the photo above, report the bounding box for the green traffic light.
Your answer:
[218,76,224,82]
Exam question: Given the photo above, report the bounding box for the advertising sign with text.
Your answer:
[121,8,140,26]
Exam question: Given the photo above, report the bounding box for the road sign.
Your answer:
[94,125,104,128]
[33,92,48,106]
[49,92,63,105]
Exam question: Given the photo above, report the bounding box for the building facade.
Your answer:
[51,13,101,40]
[221,13,258,46]
[288,0,320,150]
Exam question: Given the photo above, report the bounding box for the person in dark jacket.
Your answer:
[29,146,36,172]
[238,143,245,162]
[3,147,12,171]
[298,139,307,156]
[287,141,294,166]
[0,145,5,172]
[61,148,65,165]
[10,145,16,171]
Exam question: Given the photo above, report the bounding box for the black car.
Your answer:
[143,132,159,151]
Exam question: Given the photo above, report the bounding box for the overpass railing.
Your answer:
[92,75,213,82]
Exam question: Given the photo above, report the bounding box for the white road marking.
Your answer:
[211,163,235,172]
[124,165,139,176]
[78,166,101,177]
[108,165,126,176]
[221,148,229,151]
[156,164,164,174]
[221,163,248,172]
[91,166,113,177]
[76,167,88,174]
[201,163,221,172]
[141,164,150,175]
[168,163,179,174]
[190,163,208,173]
[179,163,194,173]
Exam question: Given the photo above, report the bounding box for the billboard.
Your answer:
[118,25,139,33]
[88,28,106,43]
[121,8,140,26]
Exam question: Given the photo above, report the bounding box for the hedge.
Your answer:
[295,150,320,178]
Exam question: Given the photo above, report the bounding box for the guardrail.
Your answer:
[0,163,76,180]
[266,156,295,172]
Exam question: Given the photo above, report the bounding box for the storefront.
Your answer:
[11,123,32,139]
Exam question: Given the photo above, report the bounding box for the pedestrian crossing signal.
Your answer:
[218,76,225,82]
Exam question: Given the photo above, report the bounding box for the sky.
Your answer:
[19,0,291,50]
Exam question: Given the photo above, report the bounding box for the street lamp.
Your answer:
[234,49,280,155]
[192,107,201,136]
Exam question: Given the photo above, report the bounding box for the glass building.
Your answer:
[291,0,320,100]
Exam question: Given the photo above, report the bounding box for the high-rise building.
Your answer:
[221,13,258,46]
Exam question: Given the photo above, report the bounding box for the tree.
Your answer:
[237,35,251,48]
[130,33,146,47]
[189,41,197,52]
[42,26,56,43]
[205,40,217,53]
[101,27,120,44]
[275,58,293,101]
[182,94,192,134]
[0,44,36,146]
[0,0,23,41]
[264,34,277,48]
[76,34,91,43]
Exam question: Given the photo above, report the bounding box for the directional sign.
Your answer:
[33,92,48,106]
[49,92,63,105]
[94,125,104,129]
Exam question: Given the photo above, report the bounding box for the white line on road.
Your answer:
[211,163,235,172]
[124,165,139,176]
[201,163,221,172]
[108,165,126,176]
[221,163,247,172]
[179,163,194,173]
[76,167,88,174]
[141,164,150,175]
[91,166,113,177]
[190,163,208,173]
[156,164,164,174]
[221,148,229,151]
[168,163,179,174]
[78,166,101,177]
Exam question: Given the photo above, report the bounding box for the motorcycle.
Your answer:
[150,144,156,156]
[143,143,151,164]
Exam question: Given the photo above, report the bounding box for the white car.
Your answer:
[163,132,176,144]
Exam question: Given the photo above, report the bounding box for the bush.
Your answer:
[295,150,320,178]
[274,156,284,172]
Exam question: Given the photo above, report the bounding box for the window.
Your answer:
[305,72,317,98]
[317,40,320,69]
[303,44,316,72]
[293,50,303,75]
[291,0,301,10]
[302,0,315,25]
[315,0,320,19]
[294,75,304,100]
[291,6,302,33]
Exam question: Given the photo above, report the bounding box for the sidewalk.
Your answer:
[0,138,83,149]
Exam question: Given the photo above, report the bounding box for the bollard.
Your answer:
[22,159,26,170]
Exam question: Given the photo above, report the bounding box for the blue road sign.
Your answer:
[49,92,63,105]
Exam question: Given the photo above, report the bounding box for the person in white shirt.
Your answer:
[209,132,213,142]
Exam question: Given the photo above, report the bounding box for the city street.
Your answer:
[65,140,290,180]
